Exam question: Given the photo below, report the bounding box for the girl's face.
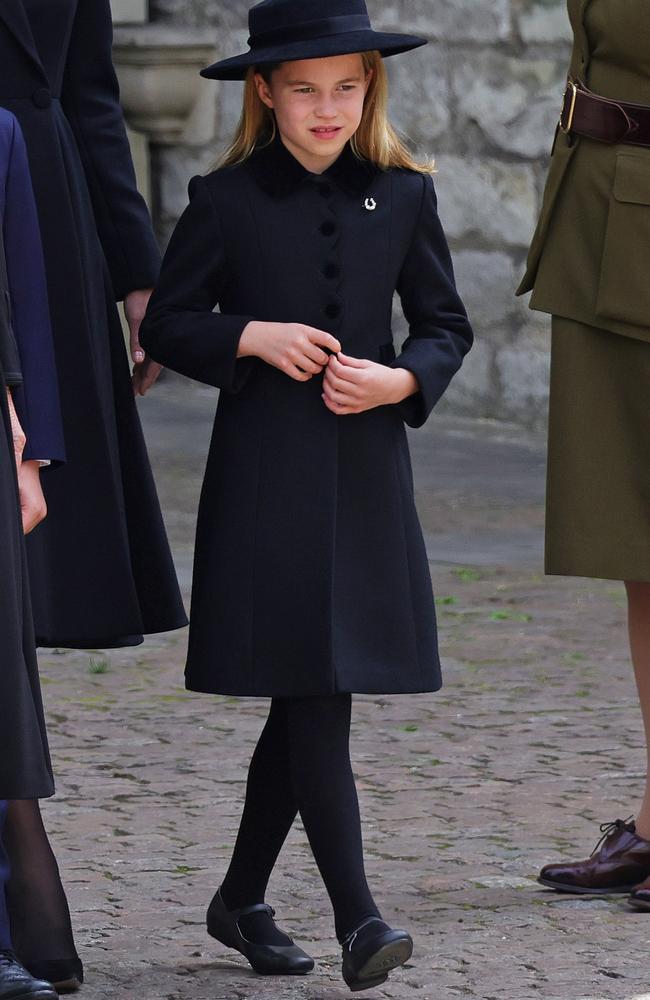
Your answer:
[254,54,371,174]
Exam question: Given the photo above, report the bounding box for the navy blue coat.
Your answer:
[0,109,60,799]
[0,108,64,462]
[142,138,473,697]
[0,0,187,648]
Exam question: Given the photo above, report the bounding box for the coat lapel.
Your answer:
[0,0,47,80]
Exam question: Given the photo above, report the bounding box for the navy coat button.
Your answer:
[32,87,52,108]
[320,220,336,236]
[325,303,341,319]
[322,263,340,280]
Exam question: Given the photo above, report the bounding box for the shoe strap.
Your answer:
[236,902,276,919]
[342,916,384,950]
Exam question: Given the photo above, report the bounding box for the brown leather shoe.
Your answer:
[538,819,650,894]
[628,875,650,910]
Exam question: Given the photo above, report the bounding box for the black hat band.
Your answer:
[250,13,371,50]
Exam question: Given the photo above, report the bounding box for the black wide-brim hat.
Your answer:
[201,0,427,81]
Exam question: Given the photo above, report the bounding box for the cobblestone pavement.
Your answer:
[37,380,650,1000]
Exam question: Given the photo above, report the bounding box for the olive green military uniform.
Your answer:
[519,0,650,581]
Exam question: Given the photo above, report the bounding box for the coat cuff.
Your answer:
[389,355,435,429]
[113,258,161,303]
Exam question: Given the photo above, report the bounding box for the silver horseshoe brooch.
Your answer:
[364,197,377,211]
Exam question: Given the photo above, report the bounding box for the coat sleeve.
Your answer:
[139,175,256,392]
[0,251,22,387]
[4,118,65,463]
[392,173,473,429]
[61,0,161,302]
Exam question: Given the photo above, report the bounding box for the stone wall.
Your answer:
[147,0,572,428]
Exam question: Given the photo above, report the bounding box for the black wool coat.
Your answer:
[0,0,187,648]
[141,137,473,697]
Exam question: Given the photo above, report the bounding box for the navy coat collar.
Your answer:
[249,134,380,198]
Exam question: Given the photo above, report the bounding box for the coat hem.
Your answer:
[36,614,188,650]
[545,564,650,584]
[184,678,443,698]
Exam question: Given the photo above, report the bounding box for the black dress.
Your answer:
[0,0,187,648]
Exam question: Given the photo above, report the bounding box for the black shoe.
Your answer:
[341,918,413,993]
[22,960,82,995]
[0,951,59,999]
[206,889,314,976]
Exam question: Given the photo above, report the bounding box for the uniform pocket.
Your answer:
[596,149,650,328]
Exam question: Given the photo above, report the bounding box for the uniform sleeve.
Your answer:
[0,277,22,387]
[139,176,255,392]
[392,173,474,428]
[4,119,65,464]
[61,0,161,301]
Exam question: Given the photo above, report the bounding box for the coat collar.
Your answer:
[0,0,48,83]
[249,133,380,198]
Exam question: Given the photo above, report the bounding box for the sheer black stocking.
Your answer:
[3,799,78,966]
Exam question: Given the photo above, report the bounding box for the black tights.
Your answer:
[220,694,380,941]
[3,799,78,965]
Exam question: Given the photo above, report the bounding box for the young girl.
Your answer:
[141,0,473,991]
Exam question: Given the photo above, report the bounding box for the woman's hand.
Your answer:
[7,390,47,533]
[322,352,419,415]
[125,288,163,396]
[18,460,47,534]
[7,390,26,465]
[238,321,341,382]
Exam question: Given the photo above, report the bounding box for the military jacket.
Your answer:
[519,0,650,342]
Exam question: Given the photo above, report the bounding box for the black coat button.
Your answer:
[32,87,52,109]
[320,221,336,237]
[325,303,341,319]
[322,263,340,280]
[317,183,333,198]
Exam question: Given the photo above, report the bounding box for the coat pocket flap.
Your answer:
[614,152,650,206]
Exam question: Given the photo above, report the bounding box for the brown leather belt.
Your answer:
[559,80,650,147]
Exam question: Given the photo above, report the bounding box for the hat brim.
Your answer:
[201,31,427,80]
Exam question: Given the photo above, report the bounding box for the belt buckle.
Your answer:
[559,80,579,134]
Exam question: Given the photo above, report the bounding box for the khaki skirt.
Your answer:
[546,316,650,582]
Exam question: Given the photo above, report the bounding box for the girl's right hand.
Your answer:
[238,321,341,382]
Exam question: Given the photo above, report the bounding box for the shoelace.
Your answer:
[590,816,634,857]
[0,950,18,969]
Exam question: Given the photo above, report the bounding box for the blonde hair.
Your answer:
[219,51,433,174]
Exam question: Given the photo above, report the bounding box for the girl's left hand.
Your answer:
[322,352,418,416]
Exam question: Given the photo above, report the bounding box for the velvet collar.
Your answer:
[249,133,380,198]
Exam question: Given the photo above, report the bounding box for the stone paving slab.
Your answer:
[35,380,650,1000]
